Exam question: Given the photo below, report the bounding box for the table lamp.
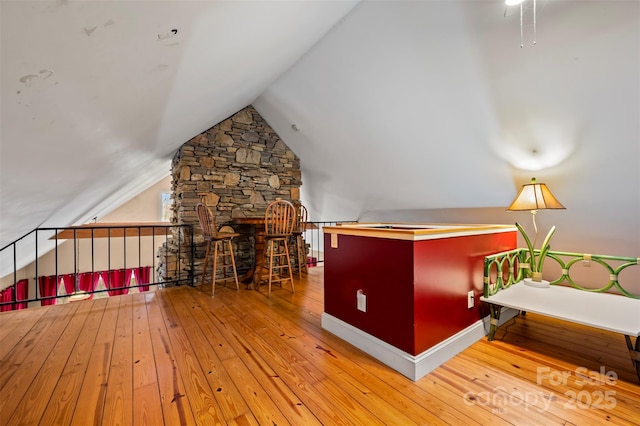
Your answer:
[507,177,565,287]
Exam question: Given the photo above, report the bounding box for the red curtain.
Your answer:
[39,275,60,306]
[15,279,28,310]
[36,266,152,304]
[107,269,126,296]
[1,286,15,311]
[93,271,107,292]
[78,272,94,293]
[0,281,27,311]
[61,274,75,295]
[133,266,151,291]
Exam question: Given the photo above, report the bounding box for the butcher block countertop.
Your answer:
[323,222,516,241]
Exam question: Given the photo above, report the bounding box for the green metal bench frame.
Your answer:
[483,248,640,382]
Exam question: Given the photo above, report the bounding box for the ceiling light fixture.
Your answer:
[505,0,536,47]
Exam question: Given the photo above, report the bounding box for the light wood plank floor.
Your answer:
[1,266,639,425]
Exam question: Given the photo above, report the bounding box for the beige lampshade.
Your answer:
[507,178,565,211]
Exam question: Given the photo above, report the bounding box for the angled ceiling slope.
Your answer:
[254,0,640,259]
[0,0,359,249]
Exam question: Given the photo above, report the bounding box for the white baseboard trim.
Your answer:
[321,307,519,381]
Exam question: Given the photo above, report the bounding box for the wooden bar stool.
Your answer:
[259,199,295,297]
[291,202,309,279]
[196,203,240,296]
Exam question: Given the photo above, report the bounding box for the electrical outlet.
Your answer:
[467,290,474,309]
[357,289,367,312]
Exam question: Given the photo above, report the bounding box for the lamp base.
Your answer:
[523,278,550,288]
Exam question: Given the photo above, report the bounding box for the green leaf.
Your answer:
[536,226,556,272]
[515,222,537,273]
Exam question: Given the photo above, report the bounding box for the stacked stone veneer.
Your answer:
[158,106,301,284]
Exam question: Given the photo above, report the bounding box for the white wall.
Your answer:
[254,1,640,260]
[0,176,171,294]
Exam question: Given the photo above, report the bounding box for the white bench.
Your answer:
[481,249,640,383]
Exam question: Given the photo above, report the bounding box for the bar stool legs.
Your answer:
[262,237,294,298]
[196,202,240,297]
[214,239,239,296]
[293,233,308,279]
[203,238,239,297]
[259,199,296,297]
[291,202,309,279]
[201,239,212,288]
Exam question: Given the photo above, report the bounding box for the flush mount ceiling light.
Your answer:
[505,0,537,47]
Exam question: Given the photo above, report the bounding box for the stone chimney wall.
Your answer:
[158,106,302,284]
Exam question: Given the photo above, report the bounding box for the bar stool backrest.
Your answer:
[196,203,218,238]
[293,203,309,234]
[264,199,295,236]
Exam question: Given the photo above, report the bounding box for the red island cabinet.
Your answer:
[322,223,516,380]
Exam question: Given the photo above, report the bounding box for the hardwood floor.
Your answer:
[1,265,639,425]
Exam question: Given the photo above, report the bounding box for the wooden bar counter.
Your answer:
[322,222,517,380]
[51,222,174,239]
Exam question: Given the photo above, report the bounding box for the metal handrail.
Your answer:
[1,220,353,309]
[0,223,194,309]
[303,221,355,264]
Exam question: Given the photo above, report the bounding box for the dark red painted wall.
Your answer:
[412,233,516,353]
[324,231,516,355]
[324,235,416,353]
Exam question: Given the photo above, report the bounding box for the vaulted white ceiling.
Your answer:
[1,0,639,260]
[256,0,639,257]
[0,0,358,247]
